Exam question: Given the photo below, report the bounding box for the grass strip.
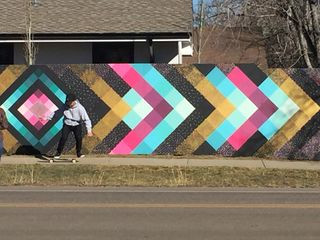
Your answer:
[0,164,320,188]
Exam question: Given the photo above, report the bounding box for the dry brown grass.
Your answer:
[0,164,320,188]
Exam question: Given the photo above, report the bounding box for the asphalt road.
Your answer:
[0,187,319,240]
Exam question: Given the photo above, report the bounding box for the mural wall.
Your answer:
[0,64,319,160]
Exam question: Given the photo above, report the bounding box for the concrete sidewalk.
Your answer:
[1,155,320,170]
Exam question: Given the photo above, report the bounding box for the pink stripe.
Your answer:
[228,120,257,150]
[134,78,153,97]
[111,64,154,99]
[110,141,132,155]
[134,120,153,139]
[111,111,162,153]
[228,67,257,97]
[109,64,131,79]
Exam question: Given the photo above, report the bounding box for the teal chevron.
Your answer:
[0,67,67,151]
[131,64,195,154]
[258,77,299,140]
[123,89,153,129]
[109,64,195,154]
[205,67,257,150]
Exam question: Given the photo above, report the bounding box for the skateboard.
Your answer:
[48,158,78,164]
[43,156,78,164]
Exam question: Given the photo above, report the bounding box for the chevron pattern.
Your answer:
[0,64,318,160]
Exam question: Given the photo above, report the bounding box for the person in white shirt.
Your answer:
[50,93,93,158]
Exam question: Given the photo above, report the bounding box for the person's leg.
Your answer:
[73,125,83,157]
[56,124,71,156]
[0,138,3,161]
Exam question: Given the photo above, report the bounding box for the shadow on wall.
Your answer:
[15,145,41,156]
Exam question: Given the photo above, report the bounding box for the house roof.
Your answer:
[0,0,192,35]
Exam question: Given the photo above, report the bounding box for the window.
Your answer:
[0,43,14,64]
[92,42,134,63]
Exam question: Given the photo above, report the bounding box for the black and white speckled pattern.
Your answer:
[274,112,320,160]
[60,67,110,127]
[217,142,236,157]
[93,121,131,154]
[285,69,320,105]
[94,64,131,97]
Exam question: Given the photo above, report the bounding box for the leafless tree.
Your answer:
[24,0,38,65]
[242,0,320,68]
[192,0,245,63]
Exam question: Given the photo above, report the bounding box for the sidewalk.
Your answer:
[1,155,320,170]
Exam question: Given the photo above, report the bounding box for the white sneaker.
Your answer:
[77,154,85,158]
[54,155,61,159]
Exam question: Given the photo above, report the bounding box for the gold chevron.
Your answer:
[257,69,320,155]
[84,70,130,152]
[175,66,235,154]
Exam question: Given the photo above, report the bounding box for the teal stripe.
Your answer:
[39,73,66,102]
[132,64,177,106]
[7,112,38,146]
[40,117,63,145]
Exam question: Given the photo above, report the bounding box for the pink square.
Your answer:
[228,67,257,97]
[39,94,49,104]
[123,68,143,88]
[24,111,33,120]
[110,141,132,154]
[134,120,153,139]
[18,105,28,115]
[249,89,268,108]
[228,121,257,150]
[124,131,144,149]
[134,79,153,98]
[248,109,268,128]
[28,94,38,104]
[109,64,131,79]
[28,115,39,125]
[144,90,163,108]
[25,100,33,109]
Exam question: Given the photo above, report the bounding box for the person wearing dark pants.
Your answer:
[56,124,84,158]
[44,93,93,159]
[0,108,8,161]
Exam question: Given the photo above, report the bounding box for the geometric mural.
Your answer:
[0,64,319,160]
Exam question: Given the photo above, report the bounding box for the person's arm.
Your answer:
[80,106,92,136]
[1,108,8,129]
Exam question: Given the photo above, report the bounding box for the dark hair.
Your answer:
[65,93,77,104]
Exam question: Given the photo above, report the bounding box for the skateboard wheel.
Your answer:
[72,159,76,163]
[49,159,54,163]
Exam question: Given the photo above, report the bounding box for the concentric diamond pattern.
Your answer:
[18,89,58,130]
[0,66,67,152]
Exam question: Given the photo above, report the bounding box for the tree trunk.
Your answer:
[290,1,314,68]
[197,0,205,64]
[310,1,320,66]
